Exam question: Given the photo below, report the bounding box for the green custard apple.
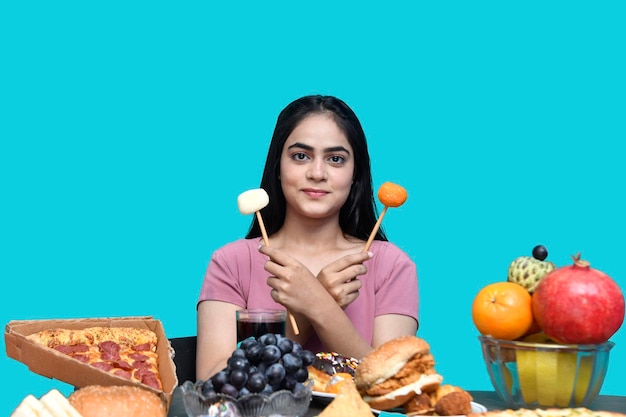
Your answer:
[508,245,556,293]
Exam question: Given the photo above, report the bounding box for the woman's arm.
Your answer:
[305,296,378,359]
[196,300,240,381]
[304,300,417,358]
[312,246,419,355]
[261,245,376,358]
[372,314,418,347]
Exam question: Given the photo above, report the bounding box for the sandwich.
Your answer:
[354,336,444,410]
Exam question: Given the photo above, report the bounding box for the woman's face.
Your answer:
[279,113,355,221]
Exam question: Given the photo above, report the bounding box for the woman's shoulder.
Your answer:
[368,240,416,269]
[369,240,411,257]
[213,238,262,256]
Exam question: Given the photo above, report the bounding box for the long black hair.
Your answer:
[245,95,387,242]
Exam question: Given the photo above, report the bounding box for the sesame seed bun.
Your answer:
[68,385,166,417]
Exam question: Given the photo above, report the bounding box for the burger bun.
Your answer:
[68,385,166,417]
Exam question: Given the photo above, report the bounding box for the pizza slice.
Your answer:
[27,327,162,390]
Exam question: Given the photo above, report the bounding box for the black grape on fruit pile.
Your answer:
[246,372,266,393]
[261,345,282,364]
[282,352,302,373]
[198,333,314,400]
[266,363,286,387]
[532,245,549,261]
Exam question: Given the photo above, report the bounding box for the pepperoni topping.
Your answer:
[100,350,120,362]
[53,345,75,355]
[113,369,132,379]
[129,353,149,362]
[133,367,157,381]
[71,354,90,363]
[54,344,89,354]
[91,362,114,372]
[99,340,120,353]
[132,343,151,352]
[134,368,148,379]
[134,369,161,389]
[141,374,161,389]
[112,360,133,371]
[132,360,150,370]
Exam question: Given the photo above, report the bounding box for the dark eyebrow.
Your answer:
[287,142,351,155]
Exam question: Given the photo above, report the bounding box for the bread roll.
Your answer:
[68,385,166,417]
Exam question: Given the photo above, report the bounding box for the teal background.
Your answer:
[1,1,625,414]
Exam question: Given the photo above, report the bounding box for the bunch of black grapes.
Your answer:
[199,333,316,399]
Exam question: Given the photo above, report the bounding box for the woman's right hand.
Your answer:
[316,251,372,309]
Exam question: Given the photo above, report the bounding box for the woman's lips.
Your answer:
[303,189,329,198]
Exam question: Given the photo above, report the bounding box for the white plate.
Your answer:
[312,390,337,405]
[312,392,487,416]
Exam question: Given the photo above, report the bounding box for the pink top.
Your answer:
[198,238,419,353]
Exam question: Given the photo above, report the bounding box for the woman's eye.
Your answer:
[292,152,309,161]
[328,155,346,164]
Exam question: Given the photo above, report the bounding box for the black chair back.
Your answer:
[169,336,197,383]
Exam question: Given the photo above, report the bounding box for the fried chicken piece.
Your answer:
[403,392,435,415]
[434,390,473,416]
[430,384,463,403]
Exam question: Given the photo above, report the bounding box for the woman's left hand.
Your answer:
[315,251,371,309]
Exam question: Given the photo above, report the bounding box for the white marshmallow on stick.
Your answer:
[237,188,300,335]
[238,188,271,246]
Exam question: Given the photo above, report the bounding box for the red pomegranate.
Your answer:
[532,253,625,344]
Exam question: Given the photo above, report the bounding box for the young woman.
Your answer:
[196,95,418,380]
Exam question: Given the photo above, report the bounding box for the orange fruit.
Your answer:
[377,182,408,207]
[472,282,534,340]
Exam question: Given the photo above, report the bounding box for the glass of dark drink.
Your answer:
[236,309,287,342]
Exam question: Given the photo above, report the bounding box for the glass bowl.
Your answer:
[179,379,313,417]
[478,335,615,408]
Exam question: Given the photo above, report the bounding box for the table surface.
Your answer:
[168,389,626,416]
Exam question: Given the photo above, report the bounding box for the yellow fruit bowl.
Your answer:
[478,335,614,408]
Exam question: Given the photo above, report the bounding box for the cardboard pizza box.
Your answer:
[4,316,178,406]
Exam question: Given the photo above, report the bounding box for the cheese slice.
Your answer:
[11,390,82,417]
[11,395,54,417]
[40,390,82,417]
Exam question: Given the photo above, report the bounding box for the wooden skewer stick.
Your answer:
[255,211,300,335]
[364,206,388,252]
[287,309,300,335]
[256,211,270,247]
